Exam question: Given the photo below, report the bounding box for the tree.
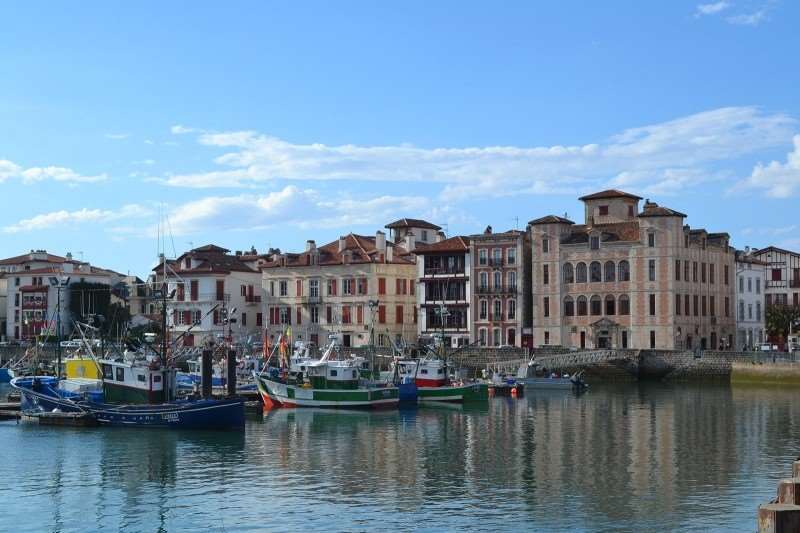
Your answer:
[765,304,800,341]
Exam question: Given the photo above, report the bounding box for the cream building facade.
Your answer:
[530,190,736,350]
[734,250,766,350]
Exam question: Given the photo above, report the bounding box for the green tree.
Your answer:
[765,304,800,342]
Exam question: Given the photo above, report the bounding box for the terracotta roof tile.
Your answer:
[529,215,574,225]
[414,236,470,253]
[385,218,441,230]
[578,189,643,201]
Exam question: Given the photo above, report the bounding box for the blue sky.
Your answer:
[1,0,799,276]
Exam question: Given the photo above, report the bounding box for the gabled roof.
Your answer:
[752,246,800,258]
[385,218,441,230]
[262,233,416,268]
[414,236,470,254]
[0,252,69,265]
[578,189,643,201]
[529,215,574,225]
[191,244,230,253]
[638,201,686,218]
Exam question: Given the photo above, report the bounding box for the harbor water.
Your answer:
[1,381,798,532]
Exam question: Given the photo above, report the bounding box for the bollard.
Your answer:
[758,503,800,532]
[777,478,800,505]
[227,349,237,397]
[201,349,213,399]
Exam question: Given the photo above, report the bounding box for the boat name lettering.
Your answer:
[161,412,180,421]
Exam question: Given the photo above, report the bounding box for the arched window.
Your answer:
[590,261,602,282]
[562,263,574,284]
[605,295,616,315]
[564,296,575,316]
[590,295,602,315]
[493,271,501,289]
[618,260,630,282]
[604,261,616,282]
[577,296,588,316]
[479,272,488,290]
[493,300,502,320]
[619,295,630,315]
[576,262,587,283]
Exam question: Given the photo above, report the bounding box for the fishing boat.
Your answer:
[0,367,15,383]
[389,356,488,403]
[11,375,99,413]
[254,336,399,409]
[515,359,588,391]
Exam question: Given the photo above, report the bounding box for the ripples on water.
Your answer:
[0,382,797,532]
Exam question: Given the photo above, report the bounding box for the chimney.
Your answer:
[386,246,394,262]
[404,231,416,252]
[305,240,316,252]
[436,231,445,243]
[338,236,347,253]
[66,252,73,260]
[484,225,492,235]
[375,231,386,251]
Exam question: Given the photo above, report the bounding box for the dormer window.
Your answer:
[590,236,600,250]
[599,205,609,216]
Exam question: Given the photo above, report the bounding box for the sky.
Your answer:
[1,0,799,277]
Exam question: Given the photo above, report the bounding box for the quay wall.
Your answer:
[731,361,800,385]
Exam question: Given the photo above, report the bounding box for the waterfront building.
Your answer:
[529,190,736,350]
[260,225,422,349]
[734,250,767,350]
[414,235,472,347]
[156,244,264,346]
[0,250,123,341]
[470,226,532,347]
[750,246,800,309]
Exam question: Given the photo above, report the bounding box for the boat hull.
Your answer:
[78,398,245,429]
[0,368,15,383]
[417,382,488,403]
[11,376,86,413]
[516,377,581,389]
[256,375,398,409]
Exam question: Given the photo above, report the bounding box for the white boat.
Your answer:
[515,359,588,390]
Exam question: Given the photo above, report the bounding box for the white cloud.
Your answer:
[0,160,108,185]
[3,204,151,234]
[151,186,432,236]
[695,1,731,16]
[171,125,196,135]
[20,166,107,184]
[727,9,767,25]
[155,106,795,199]
[740,225,797,237]
[105,133,130,140]
[132,159,156,166]
[144,139,155,145]
[733,135,800,198]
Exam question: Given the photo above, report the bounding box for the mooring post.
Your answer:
[227,349,236,397]
[777,478,800,506]
[758,503,800,532]
[792,460,800,478]
[201,349,213,399]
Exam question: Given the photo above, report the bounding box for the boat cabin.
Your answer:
[304,360,361,390]
[100,358,176,404]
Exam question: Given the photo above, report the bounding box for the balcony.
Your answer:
[475,285,518,295]
[767,280,787,289]
[423,267,466,277]
[244,295,262,305]
[299,295,322,304]
[488,258,504,268]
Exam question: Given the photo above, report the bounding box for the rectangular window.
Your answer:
[241,285,247,297]
[356,305,363,324]
[310,306,319,324]
[543,265,549,285]
[480,300,487,320]
[692,262,698,282]
[241,312,247,326]
[684,261,689,282]
[756,278,761,294]
[543,297,550,318]
[378,305,386,324]
[649,294,656,316]
[710,296,715,316]
[599,205,609,216]
[693,295,699,316]
[357,278,368,295]
[724,265,729,285]
[508,299,516,320]
[342,305,351,324]
[378,278,386,295]
[648,233,655,247]
[479,249,487,265]
[725,297,730,317]
[675,294,681,315]
[544,331,550,345]
[327,279,337,296]
[507,248,516,265]
[701,296,707,316]
[650,331,656,349]
[685,294,690,316]
[309,279,319,298]
[590,236,600,250]
[279,281,288,297]
[701,263,706,283]
[409,280,415,296]
[326,306,332,324]
[396,305,403,324]
[772,268,782,281]
[215,280,224,301]
[709,264,715,284]
[648,260,656,281]
[739,276,744,293]
[542,239,549,253]
[190,280,198,301]
[675,260,681,281]
[343,279,354,295]
[296,307,302,325]
[296,279,303,297]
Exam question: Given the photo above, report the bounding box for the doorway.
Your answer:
[580,331,586,349]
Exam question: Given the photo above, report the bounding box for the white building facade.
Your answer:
[734,250,766,350]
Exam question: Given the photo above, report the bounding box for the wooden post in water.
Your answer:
[227,349,236,397]
[758,461,800,532]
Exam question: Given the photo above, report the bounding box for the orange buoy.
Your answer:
[511,386,518,397]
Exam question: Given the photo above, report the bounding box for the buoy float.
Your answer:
[511,387,518,397]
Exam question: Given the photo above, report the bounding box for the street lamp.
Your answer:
[49,276,70,380]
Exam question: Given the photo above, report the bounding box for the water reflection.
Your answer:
[2,383,799,531]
